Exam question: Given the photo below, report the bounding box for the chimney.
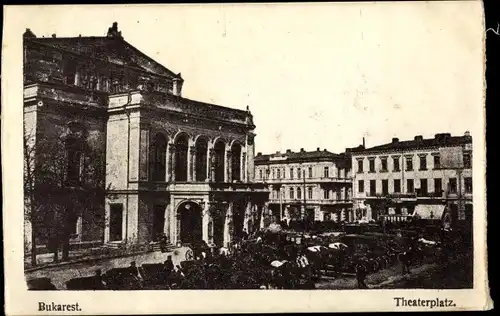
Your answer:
[392,137,399,143]
[51,33,57,38]
[276,151,280,155]
[464,131,471,137]
[414,135,423,141]
[300,148,305,153]
[324,149,327,152]
[286,149,292,154]
[317,147,320,151]
[257,152,262,156]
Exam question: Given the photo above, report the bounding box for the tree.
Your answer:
[24,124,106,265]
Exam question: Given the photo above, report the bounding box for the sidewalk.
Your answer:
[25,247,192,290]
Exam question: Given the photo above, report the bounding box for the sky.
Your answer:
[14,2,484,154]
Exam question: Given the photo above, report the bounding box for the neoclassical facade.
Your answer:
[254,148,353,223]
[23,23,268,251]
[350,133,473,224]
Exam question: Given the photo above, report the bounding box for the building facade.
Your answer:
[254,148,353,224]
[350,133,473,225]
[23,23,268,252]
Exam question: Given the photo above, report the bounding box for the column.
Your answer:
[209,148,215,182]
[192,146,198,181]
[247,133,255,182]
[164,142,170,182]
[225,150,232,183]
[163,204,170,243]
[224,202,233,247]
[202,201,210,243]
[188,145,196,182]
[168,143,176,182]
[241,151,247,183]
[244,201,252,232]
[139,125,150,181]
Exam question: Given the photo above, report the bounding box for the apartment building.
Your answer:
[254,148,353,224]
[350,132,473,225]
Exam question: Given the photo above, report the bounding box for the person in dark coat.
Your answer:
[355,261,368,289]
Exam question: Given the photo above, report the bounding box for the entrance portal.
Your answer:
[178,201,203,245]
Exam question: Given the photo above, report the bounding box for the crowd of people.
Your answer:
[28,221,470,291]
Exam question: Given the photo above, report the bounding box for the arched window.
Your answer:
[231,143,242,182]
[214,140,225,182]
[174,134,189,182]
[65,135,84,186]
[151,134,167,181]
[289,187,294,199]
[195,137,208,182]
[297,187,302,200]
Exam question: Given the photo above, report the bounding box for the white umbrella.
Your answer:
[328,242,348,250]
[271,260,284,268]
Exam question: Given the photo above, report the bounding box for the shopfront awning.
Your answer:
[412,204,446,220]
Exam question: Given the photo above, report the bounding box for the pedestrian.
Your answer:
[128,261,144,288]
[355,261,368,289]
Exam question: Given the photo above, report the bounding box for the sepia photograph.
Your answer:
[3,1,490,314]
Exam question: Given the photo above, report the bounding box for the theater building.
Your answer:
[350,132,473,225]
[23,23,268,252]
[254,148,353,224]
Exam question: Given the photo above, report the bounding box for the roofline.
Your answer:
[26,37,180,80]
[349,140,472,156]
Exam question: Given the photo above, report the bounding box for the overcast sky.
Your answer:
[17,2,484,154]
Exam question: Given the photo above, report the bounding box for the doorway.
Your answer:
[109,204,123,242]
[152,205,166,241]
[178,201,202,245]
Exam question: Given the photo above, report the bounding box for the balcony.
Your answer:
[262,176,351,185]
[267,198,352,205]
[416,190,444,199]
[379,214,413,222]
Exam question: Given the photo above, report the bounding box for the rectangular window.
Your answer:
[324,166,329,178]
[449,178,457,193]
[420,178,428,195]
[369,159,375,172]
[419,156,427,170]
[433,155,441,169]
[109,204,124,242]
[381,158,388,172]
[259,169,263,179]
[308,167,313,178]
[308,187,313,199]
[67,148,82,185]
[434,178,442,194]
[323,189,329,200]
[277,169,281,179]
[357,160,363,173]
[272,169,275,179]
[463,153,472,169]
[393,157,400,171]
[297,187,302,199]
[394,179,401,193]
[382,179,389,195]
[369,180,376,196]
[464,177,472,193]
[290,187,294,199]
[406,157,413,171]
[290,168,294,179]
[298,168,301,179]
[358,180,364,193]
[407,179,414,193]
